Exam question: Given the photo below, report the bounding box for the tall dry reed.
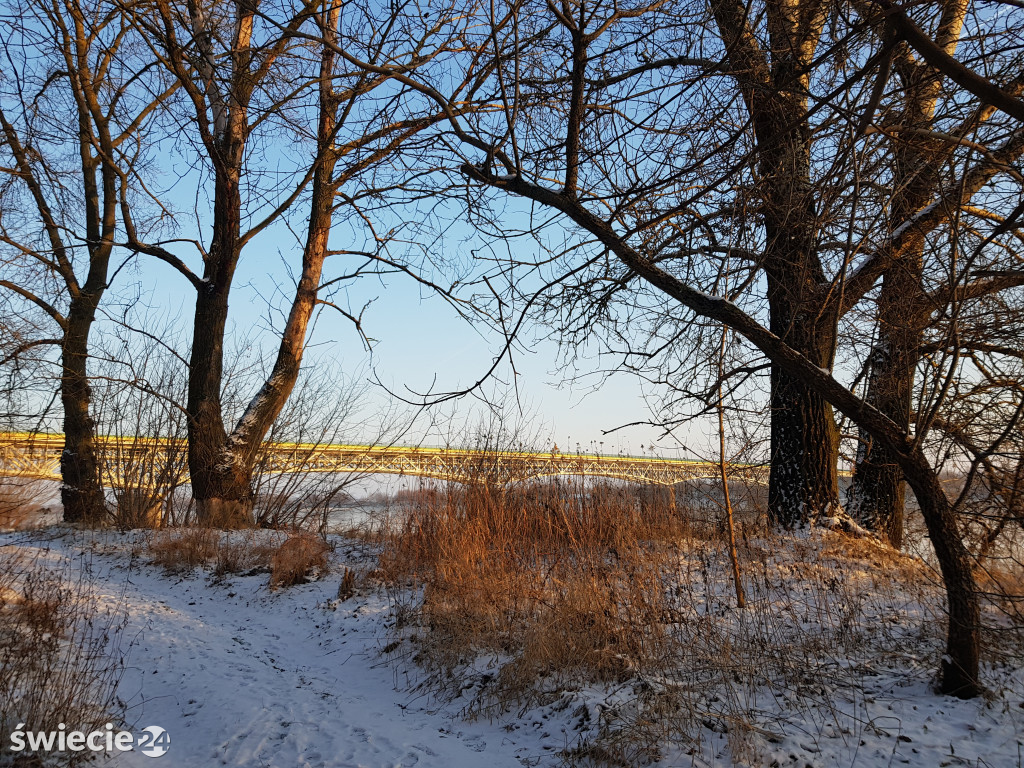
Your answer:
[380,479,687,690]
[379,476,964,766]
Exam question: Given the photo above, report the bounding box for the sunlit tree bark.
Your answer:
[128,0,463,525]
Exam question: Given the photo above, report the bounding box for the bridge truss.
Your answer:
[0,432,767,488]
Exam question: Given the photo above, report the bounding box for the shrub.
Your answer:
[147,527,219,572]
[0,476,45,531]
[270,533,330,588]
[215,532,277,577]
[113,489,164,529]
[0,544,127,767]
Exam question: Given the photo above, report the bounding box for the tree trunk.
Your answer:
[187,167,254,528]
[60,307,105,524]
[848,262,923,547]
[220,3,341,481]
[183,2,341,527]
[849,0,970,548]
[767,316,840,527]
[187,283,254,527]
[901,451,982,698]
[708,0,840,528]
[762,142,840,528]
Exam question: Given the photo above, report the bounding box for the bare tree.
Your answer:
[126,0,470,525]
[867,0,1024,127]
[0,0,172,523]
[384,0,1024,545]
[845,0,1024,545]
[377,0,1016,696]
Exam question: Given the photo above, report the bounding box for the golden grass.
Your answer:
[380,480,685,688]
[114,489,165,529]
[0,475,45,530]
[215,532,278,577]
[147,527,220,572]
[975,557,1024,630]
[337,567,356,600]
[146,526,331,589]
[377,478,968,765]
[270,533,330,588]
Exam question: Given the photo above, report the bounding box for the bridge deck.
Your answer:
[0,432,766,486]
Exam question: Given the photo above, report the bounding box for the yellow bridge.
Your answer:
[0,432,766,488]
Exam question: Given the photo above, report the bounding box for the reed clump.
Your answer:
[380,479,685,689]
[379,476,960,766]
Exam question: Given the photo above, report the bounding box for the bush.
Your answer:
[270,533,330,588]
[147,527,219,573]
[0,476,45,531]
[0,543,127,767]
[215,532,277,577]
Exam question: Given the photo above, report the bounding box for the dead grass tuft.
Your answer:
[270,533,330,588]
[818,530,934,586]
[0,476,46,530]
[337,567,356,600]
[215,532,278,577]
[0,544,127,765]
[147,527,288,578]
[113,489,165,529]
[147,527,219,572]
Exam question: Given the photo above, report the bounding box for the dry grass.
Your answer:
[378,478,957,765]
[146,526,330,589]
[976,561,1024,603]
[113,489,165,529]
[0,476,46,530]
[215,532,278,577]
[380,479,686,688]
[0,544,127,766]
[337,567,356,600]
[147,527,219,572]
[974,555,1024,643]
[270,533,330,588]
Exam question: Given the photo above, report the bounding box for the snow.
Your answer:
[93,542,528,767]
[4,529,550,767]
[2,525,1023,768]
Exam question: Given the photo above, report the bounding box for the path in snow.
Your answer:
[86,537,535,768]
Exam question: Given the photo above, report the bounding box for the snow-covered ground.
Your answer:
[2,525,1023,768]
